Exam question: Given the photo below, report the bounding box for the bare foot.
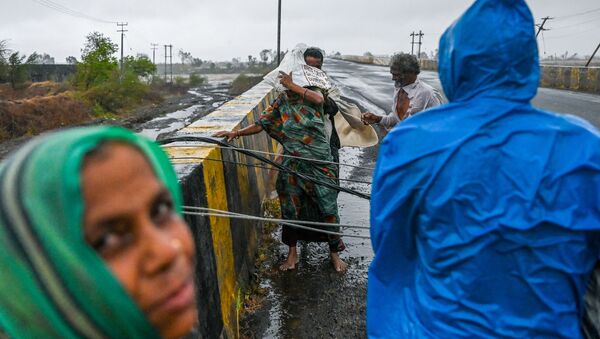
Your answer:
[279,246,298,271]
[330,252,348,272]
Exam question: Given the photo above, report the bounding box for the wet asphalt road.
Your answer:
[243,59,600,338]
[325,58,600,128]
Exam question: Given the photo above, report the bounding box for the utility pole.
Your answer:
[277,0,282,65]
[417,30,424,58]
[586,42,600,68]
[117,22,128,74]
[164,45,168,82]
[168,44,173,83]
[535,16,552,38]
[410,31,416,55]
[151,43,158,65]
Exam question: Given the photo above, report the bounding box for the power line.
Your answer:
[555,6,600,20]
[158,136,371,200]
[550,16,600,30]
[185,144,375,171]
[181,209,371,239]
[183,206,370,229]
[545,25,598,40]
[29,0,117,24]
[169,156,373,185]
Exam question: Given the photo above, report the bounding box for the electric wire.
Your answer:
[158,136,371,200]
[545,25,599,40]
[30,0,117,24]
[555,7,600,20]
[167,143,374,171]
[183,206,370,229]
[182,210,371,240]
[550,16,600,30]
[170,156,373,185]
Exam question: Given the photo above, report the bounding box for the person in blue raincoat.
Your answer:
[368,0,600,337]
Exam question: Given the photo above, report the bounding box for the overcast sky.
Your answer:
[2,0,598,63]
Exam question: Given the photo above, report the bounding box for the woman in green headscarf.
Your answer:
[0,126,197,338]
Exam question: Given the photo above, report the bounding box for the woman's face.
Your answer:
[81,143,197,339]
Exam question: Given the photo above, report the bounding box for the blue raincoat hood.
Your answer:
[439,0,539,103]
[368,0,600,338]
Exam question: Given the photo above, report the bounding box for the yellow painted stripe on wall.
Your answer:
[202,148,237,338]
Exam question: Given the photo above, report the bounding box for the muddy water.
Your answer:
[139,84,231,141]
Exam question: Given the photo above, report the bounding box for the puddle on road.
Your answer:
[244,147,374,339]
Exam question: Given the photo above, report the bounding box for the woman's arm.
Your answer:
[213,123,264,142]
[279,71,324,105]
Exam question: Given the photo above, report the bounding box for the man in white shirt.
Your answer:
[362,53,443,129]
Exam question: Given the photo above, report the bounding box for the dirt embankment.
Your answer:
[0,82,92,142]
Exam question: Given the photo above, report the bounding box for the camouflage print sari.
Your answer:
[256,87,345,252]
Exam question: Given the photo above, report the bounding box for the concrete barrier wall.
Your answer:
[334,55,600,94]
[162,82,277,338]
[540,65,600,94]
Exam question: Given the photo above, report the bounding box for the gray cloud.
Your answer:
[1,0,598,62]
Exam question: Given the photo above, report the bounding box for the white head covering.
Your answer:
[263,43,378,148]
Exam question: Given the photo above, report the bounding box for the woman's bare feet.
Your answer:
[279,246,298,271]
[330,252,348,272]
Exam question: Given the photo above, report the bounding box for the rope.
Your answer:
[183,206,370,229]
[159,136,371,200]
[182,210,371,240]
[171,156,372,185]
[164,141,374,171]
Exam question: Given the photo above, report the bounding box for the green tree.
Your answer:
[65,56,77,64]
[178,49,193,65]
[191,57,203,66]
[75,32,118,89]
[124,55,156,77]
[7,52,27,89]
[0,40,10,82]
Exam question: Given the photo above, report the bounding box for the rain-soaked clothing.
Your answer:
[256,88,345,252]
[368,0,600,338]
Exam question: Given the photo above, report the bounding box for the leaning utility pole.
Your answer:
[164,45,168,82]
[410,31,416,55]
[168,44,173,83]
[277,0,282,65]
[417,30,424,58]
[586,42,600,68]
[535,16,552,38]
[117,22,128,74]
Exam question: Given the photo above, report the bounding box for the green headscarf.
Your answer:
[0,126,183,338]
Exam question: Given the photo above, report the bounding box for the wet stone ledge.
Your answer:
[162,81,277,338]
